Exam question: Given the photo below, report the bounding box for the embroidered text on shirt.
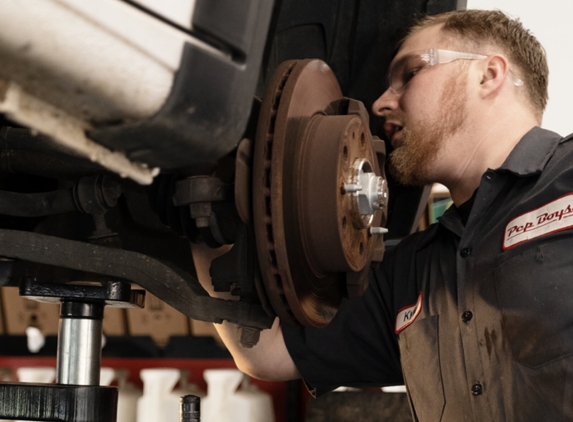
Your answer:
[503,193,573,250]
[395,291,423,334]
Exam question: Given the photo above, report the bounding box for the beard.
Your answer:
[389,73,468,186]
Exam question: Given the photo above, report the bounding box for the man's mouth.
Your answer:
[383,122,404,147]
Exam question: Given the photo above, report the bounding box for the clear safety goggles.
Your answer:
[387,48,524,94]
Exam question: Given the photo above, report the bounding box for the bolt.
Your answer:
[194,217,209,228]
[376,179,388,204]
[100,177,123,208]
[370,227,388,235]
[344,183,362,194]
[236,326,261,348]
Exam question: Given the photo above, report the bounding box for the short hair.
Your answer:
[402,10,548,120]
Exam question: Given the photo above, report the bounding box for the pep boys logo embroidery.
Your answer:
[395,292,423,334]
[503,193,573,250]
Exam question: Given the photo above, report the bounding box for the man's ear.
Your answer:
[478,54,510,97]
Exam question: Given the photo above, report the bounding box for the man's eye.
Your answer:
[403,68,421,84]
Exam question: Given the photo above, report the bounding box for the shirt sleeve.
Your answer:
[282,255,404,396]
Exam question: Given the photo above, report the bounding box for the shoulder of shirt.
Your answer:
[560,132,573,144]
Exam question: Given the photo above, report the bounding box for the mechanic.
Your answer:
[193,9,573,421]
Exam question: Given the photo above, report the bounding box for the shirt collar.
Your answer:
[418,126,573,242]
[436,127,565,238]
[413,200,466,248]
[436,203,465,238]
[498,126,562,176]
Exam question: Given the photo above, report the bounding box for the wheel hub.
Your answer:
[253,59,388,327]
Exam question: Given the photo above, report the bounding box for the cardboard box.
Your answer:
[126,292,190,347]
[102,307,127,336]
[1,287,59,336]
[2,286,128,338]
[190,318,224,345]
[190,319,218,337]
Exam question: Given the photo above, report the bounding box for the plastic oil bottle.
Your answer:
[137,368,180,422]
[202,368,274,422]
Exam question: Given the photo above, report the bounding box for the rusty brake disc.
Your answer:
[252,59,388,327]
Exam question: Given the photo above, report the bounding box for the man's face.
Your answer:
[372,25,470,186]
[390,69,468,185]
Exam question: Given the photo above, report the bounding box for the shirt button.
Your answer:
[472,383,483,396]
[460,248,472,258]
[461,311,473,323]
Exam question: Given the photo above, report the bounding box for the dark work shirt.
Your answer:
[456,190,476,226]
[283,127,573,421]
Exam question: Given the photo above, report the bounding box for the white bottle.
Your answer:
[115,369,142,422]
[25,327,45,354]
[202,369,274,422]
[100,368,142,422]
[234,377,274,422]
[100,367,116,387]
[172,369,205,400]
[137,368,180,422]
[16,367,55,384]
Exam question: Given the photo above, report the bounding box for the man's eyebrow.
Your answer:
[390,53,411,67]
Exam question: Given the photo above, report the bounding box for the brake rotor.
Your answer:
[253,59,388,327]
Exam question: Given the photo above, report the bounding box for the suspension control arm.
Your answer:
[0,229,273,329]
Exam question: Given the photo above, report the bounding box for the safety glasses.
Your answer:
[387,48,524,94]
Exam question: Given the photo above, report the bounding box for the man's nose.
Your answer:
[372,88,399,117]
